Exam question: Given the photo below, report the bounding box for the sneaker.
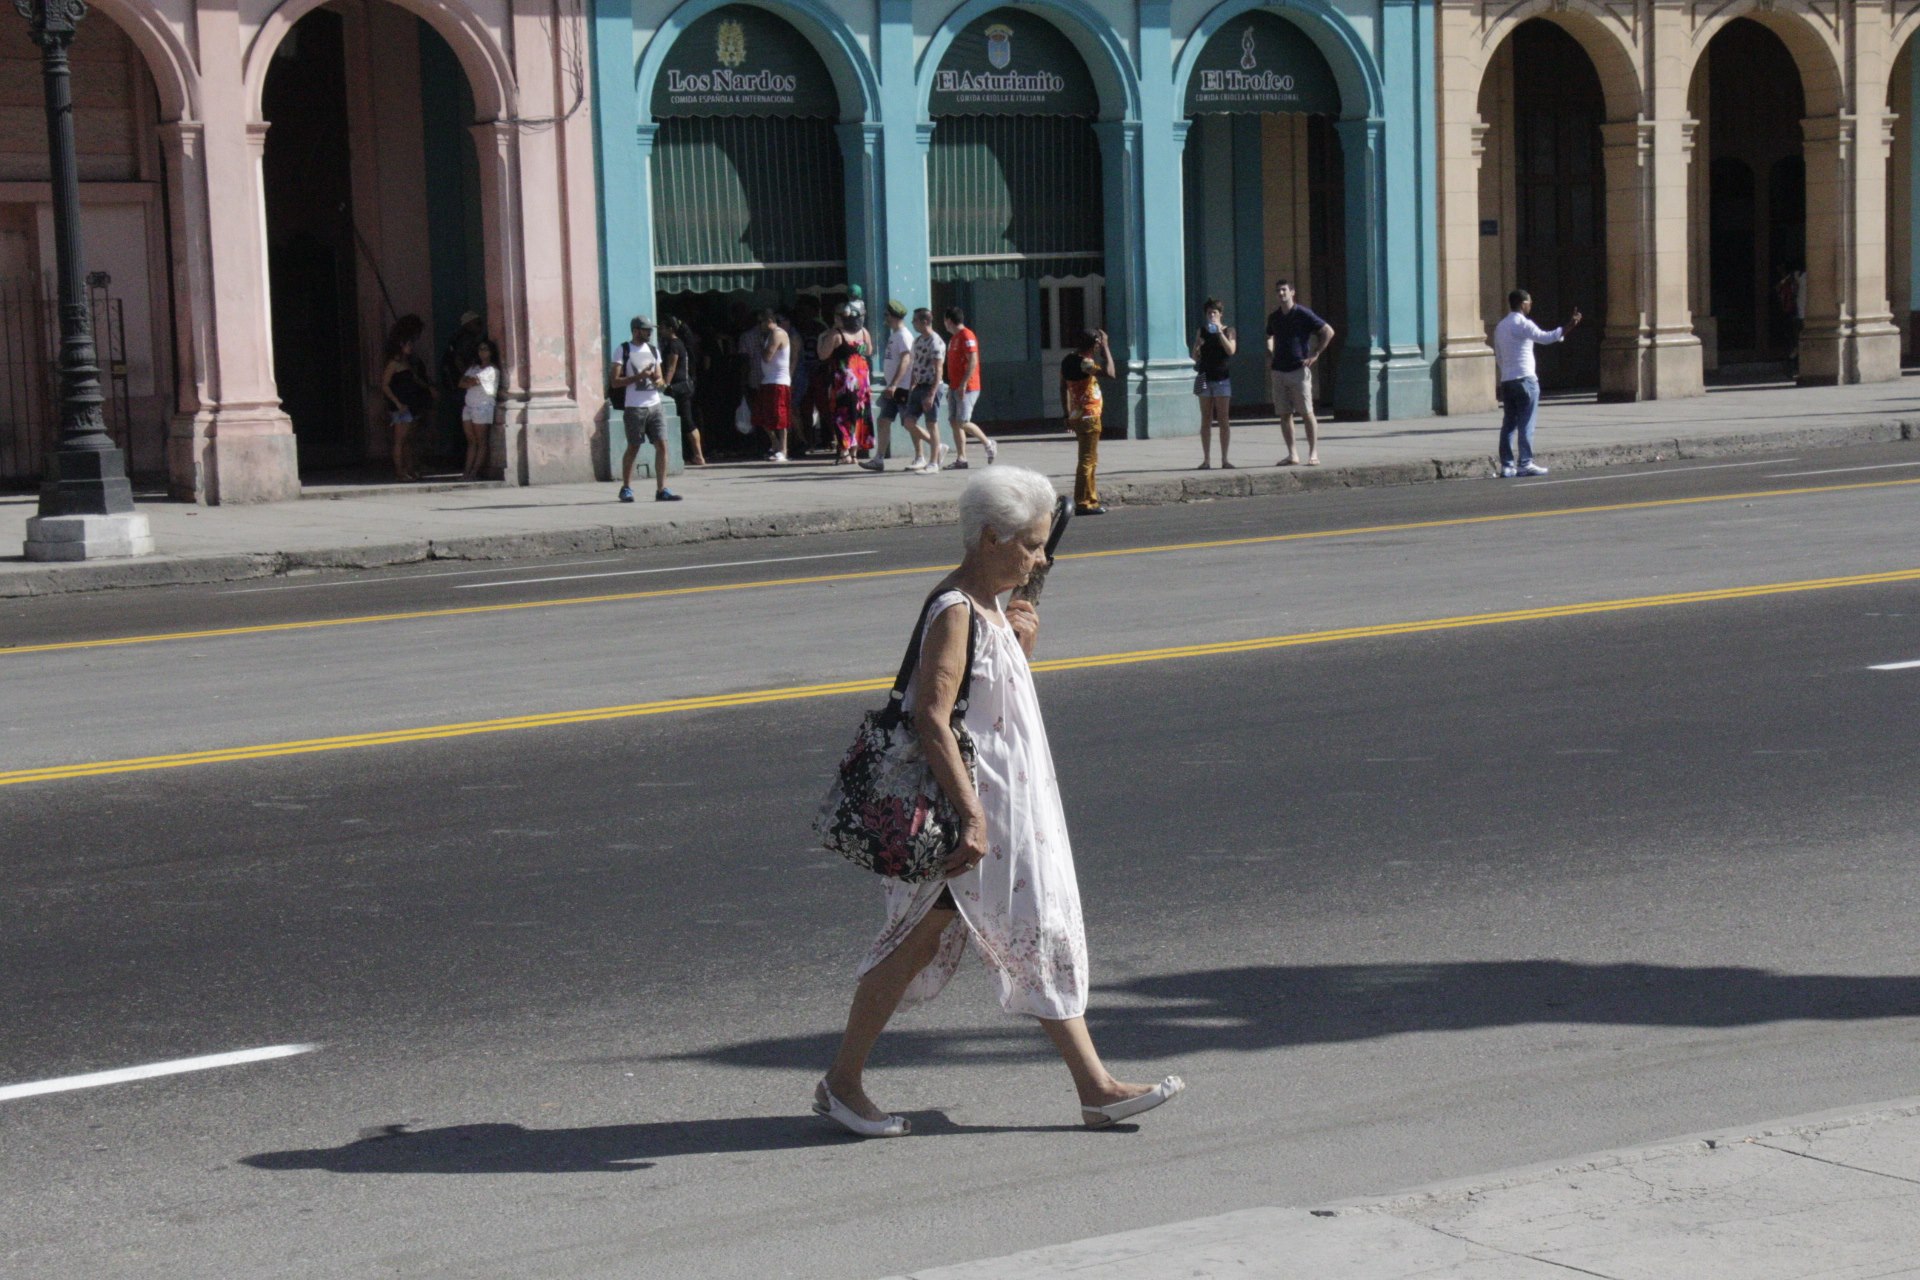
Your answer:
[1519,462,1549,477]
[945,458,970,470]
[769,451,787,463]
[1076,504,1107,516]
[904,457,928,472]
[1498,464,1517,479]
[655,488,682,502]
[983,438,998,464]
[859,458,885,472]
[618,485,635,503]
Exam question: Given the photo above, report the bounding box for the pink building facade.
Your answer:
[0,0,603,502]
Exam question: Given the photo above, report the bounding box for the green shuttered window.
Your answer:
[928,115,1103,282]
[651,116,847,293]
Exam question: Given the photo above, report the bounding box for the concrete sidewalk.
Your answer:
[886,1098,1920,1279]
[4,376,1918,597]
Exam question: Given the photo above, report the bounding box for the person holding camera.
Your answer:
[1492,289,1581,478]
[1191,299,1237,469]
[1061,329,1115,515]
[612,315,681,503]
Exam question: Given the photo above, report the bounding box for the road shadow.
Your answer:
[241,1111,1078,1175]
[647,960,1920,1071]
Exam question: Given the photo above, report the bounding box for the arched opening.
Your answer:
[1477,19,1607,393]
[0,11,174,487]
[648,4,849,459]
[261,2,489,479]
[1181,10,1346,414]
[927,7,1104,424]
[1689,18,1806,380]
[1886,36,1919,364]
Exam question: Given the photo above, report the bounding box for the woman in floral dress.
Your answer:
[817,305,872,463]
[815,466,1186,1137]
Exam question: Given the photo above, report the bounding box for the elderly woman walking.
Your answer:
[816,466,1186,1136]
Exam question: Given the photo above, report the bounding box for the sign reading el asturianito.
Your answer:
[652,4,838,118]
[1184,12,1342,117]
[930,8,1098,116]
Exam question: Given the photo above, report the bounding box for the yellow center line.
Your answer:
[6,563,1916,787]
[6,474,1919,658]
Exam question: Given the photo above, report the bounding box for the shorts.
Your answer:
[1271,366,1313,415]
[1194,376,1232,399]
[947,388,980,426]
[901,383,941,425]
[623,404,666,448]
[752,384,791,433]
[389,408,415,426]
[877,387,912,419]
[462,403,496,425]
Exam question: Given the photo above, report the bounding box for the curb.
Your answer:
[3,419,1913,599]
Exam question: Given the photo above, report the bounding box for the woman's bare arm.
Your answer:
[914,602,988,875]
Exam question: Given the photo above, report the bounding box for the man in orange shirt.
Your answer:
[941,307,998,469]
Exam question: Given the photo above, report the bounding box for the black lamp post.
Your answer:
[18,0,135,520]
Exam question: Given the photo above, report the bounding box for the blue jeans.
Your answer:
[1498,377,1540,467]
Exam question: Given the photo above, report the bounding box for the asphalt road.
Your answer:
[3,446,1919,1278]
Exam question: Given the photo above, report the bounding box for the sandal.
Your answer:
[813,1080,909,1138]
[1081,1076,1186,1129]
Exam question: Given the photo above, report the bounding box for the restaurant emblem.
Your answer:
[716,19,746,68]
[986,22,1013,69]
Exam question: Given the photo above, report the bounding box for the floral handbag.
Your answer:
[815,594,979,882]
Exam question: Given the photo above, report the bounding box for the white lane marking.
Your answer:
[0,1044,317,1103]
[1513,458,1797,486]
[455,549,880,589]
[1868,659,1920,671]
[220,559,625,594]
[1763,461,1920,479]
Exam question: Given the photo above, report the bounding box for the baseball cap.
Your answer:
[885,299,908,319]
[629,314,654,330]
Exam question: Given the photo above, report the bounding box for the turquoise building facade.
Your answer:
[590,0,1440,447]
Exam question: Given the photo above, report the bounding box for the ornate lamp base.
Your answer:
[24,511,154,561]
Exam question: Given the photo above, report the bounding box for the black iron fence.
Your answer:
[0,274,137,486]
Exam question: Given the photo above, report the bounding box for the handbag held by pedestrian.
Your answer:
[815,593,979,882]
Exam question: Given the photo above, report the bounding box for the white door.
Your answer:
[1037,275,1103,419]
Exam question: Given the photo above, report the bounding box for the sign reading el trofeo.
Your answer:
[1184,12,1342,117]
[652,4,837,118]
[930,8,1099,116]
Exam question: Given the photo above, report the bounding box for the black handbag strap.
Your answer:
[882,588,978,723]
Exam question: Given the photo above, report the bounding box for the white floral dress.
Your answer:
[857,589,1089,1020]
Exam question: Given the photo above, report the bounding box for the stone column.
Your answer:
[1799,114,1850,384]
[877,0,929,310]
[1094,119,1143,437]
[1848,111,1903,382]
[836,121,884,307]
[1437,116,1496,412]
[1123,0,1197,439]
[159,23,301,506]
[1644,116,1703,398]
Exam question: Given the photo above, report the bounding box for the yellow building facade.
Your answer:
[1436,0,1913,411]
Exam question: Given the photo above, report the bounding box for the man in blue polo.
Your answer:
[1264,279,1334,466]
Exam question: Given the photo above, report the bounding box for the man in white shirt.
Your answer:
[1492,289,1581,477]
[862,299,915,471]
[612,315,681,502]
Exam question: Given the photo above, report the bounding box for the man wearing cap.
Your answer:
[861,300,914,472]
[612,315,681,503]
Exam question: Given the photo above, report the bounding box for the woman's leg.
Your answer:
[823,901,957,1119]
[392,416,411,480]
[1213,398,1233,467]
[1037,1016,1157,1109]
[461,421,480,477]
[1198,408,1212,466]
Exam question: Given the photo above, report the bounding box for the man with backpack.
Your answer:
[611,315,682,502]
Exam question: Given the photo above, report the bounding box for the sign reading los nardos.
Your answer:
[652,5,837,118]
[930,9,1098,116]
[1184,12,1342,117]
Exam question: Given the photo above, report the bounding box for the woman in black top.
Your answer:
[1190,298,1237,469]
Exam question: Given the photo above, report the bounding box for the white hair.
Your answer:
[959,465,1057,550]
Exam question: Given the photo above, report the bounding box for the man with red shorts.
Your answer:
[750,308,792,461]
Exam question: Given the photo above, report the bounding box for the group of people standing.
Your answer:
[378,310,500,483]
[1185,278,1335,471]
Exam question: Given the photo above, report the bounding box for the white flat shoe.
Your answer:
[1081,1076,1186,1129]
[813,1081,910,1138]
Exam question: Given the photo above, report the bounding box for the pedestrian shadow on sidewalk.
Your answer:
[645,960,1920,1071]
[240,1111,1075,1175]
